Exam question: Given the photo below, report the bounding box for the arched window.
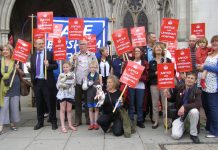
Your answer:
[123,11,134,37]
[137,11,148,33]
[164,1,172,18]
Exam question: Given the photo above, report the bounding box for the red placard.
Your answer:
[131,26,146,47]
[120,61,145,88]
[12,39,31,63]
[175,48,192,72]
[53,37,67,60]
[84,35,97,53]
[68,18,84,40]
[37,12,53,33]
[159,18,179,42]
[166,40,178,59]
[33,29,44,42]
[47,24,63,41]
[112,28,132,56]
[191,23,205,39]
[157,63,175,89]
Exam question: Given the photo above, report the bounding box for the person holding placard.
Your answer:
[127,47,149,128]
[71,40,98,127]
[164,71,201,144]
[148,42,171,129]
[0,44,23,134]
[97,75,124,136]
[28,38,58,130]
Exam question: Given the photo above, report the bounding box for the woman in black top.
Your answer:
[149,42,171,129]
[97,75,123,136]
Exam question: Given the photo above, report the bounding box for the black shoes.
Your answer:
[190,135,200,144]
[52,123,58,130]
[152,123,159,129]
[34,123,44,130]
[137,122,145,128]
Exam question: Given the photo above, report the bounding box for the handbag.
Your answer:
[17,68,32,96]
[20,78,32,96]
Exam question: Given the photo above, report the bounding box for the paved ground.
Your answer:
[0,95,218,150]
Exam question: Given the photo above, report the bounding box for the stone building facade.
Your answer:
[0,0,218,47]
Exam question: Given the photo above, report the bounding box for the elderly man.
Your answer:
[71,40,98,126]
[28,38,58,130]
[188,35,197,70]
[164,71,202,144]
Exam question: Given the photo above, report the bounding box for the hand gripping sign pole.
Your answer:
[113,84,127,113]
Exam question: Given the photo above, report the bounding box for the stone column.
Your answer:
[176,0,189,48]
[0,29,9,45]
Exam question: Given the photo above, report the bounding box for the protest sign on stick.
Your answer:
[191,23,205,39]
[157,63,175,132]
[37,11,54,80]
[175,48,192,72]
[113,61,145,112]
[159,18,179,42]
[53,37,67,73]
[112,28,132,56]
[10,39,32,87]
[131,26,146,47]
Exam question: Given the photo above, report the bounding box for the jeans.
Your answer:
[202,91,218,136]
[128,88,144,122]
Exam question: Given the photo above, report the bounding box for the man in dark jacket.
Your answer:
[164,71,202,144]
[28,38,58,130]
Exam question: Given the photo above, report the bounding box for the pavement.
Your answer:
[0,95,218,150]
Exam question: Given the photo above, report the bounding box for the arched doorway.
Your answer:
[9,0,76,45]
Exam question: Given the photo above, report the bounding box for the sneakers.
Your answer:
[190,135,200,144]
[206,134,217,138]
[137,122,145,128]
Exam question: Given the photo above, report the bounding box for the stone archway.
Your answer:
[0,0,110,45]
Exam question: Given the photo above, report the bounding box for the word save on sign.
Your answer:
[131,26,146,47]
[68,18,84,40]
[159,18,179,42]
[53,37,67,60]
[112,28,132,56]
[37,12,53,33]
[120,61,145,88]
[175,48,192,72]
[12,39,31,63]
[157,63,175,89]
[191,23,205,39]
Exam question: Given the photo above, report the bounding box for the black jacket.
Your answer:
[29,51,58,88]
[148,57,171,85]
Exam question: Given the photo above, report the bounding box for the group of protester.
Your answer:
[0,32,218,144]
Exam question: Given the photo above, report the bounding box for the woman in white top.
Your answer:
[98,47,112,91]
[201,35,218,138]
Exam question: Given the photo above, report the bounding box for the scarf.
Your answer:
[0,57,14,107]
